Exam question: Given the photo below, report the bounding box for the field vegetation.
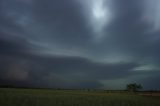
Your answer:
[0,88,160,106]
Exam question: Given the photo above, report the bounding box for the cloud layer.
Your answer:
[0,0,160,90]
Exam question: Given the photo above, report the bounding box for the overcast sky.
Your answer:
[0,0,160,90]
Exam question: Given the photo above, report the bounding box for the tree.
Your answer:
[126,83,142,92]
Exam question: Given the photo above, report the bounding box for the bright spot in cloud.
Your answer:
[143,0,160,31]
[78,0,112,41]
[90,0,111,40]
[97,52,134,64]
[132,64,160,72]
[92,0,106,20]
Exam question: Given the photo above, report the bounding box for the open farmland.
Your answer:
[0,88,160,106]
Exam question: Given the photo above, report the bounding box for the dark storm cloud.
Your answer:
[104,0,148,53]
[0,34,140,88]
[0,0,160,89]
[28,55,138,80]
[98,0,160,64]
[0,50,140,88]
[30,0,92,46]
[0,34,29,56]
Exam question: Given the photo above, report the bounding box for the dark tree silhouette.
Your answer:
[127,83,142,92]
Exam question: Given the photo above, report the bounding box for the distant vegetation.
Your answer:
[126,83,142,92]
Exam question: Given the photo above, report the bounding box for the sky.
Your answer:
[0,0,160,90]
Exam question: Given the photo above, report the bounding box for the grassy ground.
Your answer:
[0,88,160,106]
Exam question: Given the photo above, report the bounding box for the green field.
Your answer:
[0,88,160,106]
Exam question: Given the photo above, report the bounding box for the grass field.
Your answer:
[0,88,160,106]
